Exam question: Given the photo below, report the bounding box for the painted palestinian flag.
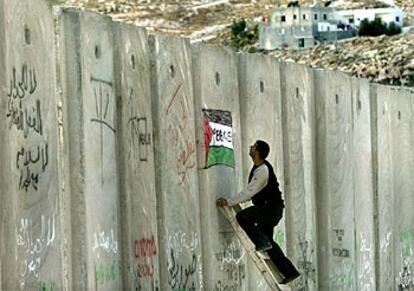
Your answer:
[203,109,234,168]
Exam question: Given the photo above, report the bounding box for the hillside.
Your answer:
[64,0,414,86]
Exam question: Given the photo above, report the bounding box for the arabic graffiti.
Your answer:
[164,83,196,185]
[16,213,56,279]
[95,259,122,286]
[5,64,49,192]
[357,236,375,291]
[6,65,41,137]
[92,225,119,257]
[167,230,201,290]
[399,228,414,289]
[16,143,48,192]
[90,76,116,185]
[213,236,246,291]
[294,237,316,291]
[167,249,197,291]
[38,280,57,291]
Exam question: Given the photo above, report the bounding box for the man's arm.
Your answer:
[226,165,269,206]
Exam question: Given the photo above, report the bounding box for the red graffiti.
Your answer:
[135,263,155,278]
[134,236,157,259]
[177,139,196,185]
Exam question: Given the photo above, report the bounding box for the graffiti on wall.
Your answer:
[164,83,196,185]
[127,88,152,164]
[92,225,119,258]
[6,65,49,192]
[294,236,316,291]
[95,259,122,286]
[213,236,246,291]
[16,213,56,279]
[38,280,57,291]
[330,228,354,290]
[203,109,234,169]
[167,230,201,290]
[90,75,116,185]
[132,235,158,290]
[398,228,414,289]
[357,235,375,291]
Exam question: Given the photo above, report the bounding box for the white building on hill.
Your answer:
[335,7,404,28]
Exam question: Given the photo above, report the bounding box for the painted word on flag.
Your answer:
[203,109,234,168]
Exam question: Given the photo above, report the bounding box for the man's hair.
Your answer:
[256,140,270,159]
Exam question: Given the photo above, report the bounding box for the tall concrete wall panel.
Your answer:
[315,70,356,291]
[0,0,5,289]
[237,53,284,291]
[0,1,65,290]
[59,9,122,290]
[376,85,414,290]
[192,43,247,291]
[280,62,318,291]
[351,78,376,291]
[113,23,160,290]
[150,34,203,291]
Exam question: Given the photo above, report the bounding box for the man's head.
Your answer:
[249,140,270,161]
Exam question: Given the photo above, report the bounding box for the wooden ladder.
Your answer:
[219,205,291,291]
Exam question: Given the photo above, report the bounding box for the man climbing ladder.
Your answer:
[216,140,300,285]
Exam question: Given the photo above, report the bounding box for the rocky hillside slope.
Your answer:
[64,0,414,87]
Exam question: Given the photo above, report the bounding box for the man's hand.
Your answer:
[216,197,228,207]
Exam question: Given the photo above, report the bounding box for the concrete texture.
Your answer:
[351,77,376,291]
[192,43,247,291]
[59,9,122,290]
[315,70,357,291]
[375,85,414,290]
[0,1,64,290]
[279,62,318,291]
[0,0,4,289]
[113,23,160,291]
[1,4,414,290]
[149,34,203,291]
[238,52,284,291]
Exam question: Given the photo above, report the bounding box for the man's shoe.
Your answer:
[255,243,272,252]
[280,271,300,284]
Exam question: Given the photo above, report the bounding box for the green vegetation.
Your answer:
[358,18,401,37]
[229,18,258,51]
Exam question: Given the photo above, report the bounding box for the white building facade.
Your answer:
[335,8,404,28]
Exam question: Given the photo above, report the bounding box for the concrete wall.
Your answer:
[150,34,203,291]
[0,1,66,290]
[237,53,285,290]
[1,3,414,291]
[280,63,318,291]
[375,85,414,290]
[315,70,358,291]
[113,23,160,291]
[193,43,246,291]
[58,8,122,291]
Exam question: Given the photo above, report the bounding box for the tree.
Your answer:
[358,18,401,37]
[358,18,387,37]
[386,21,402,36]
[229,18,258,50]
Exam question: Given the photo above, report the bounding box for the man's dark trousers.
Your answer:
[235,204,299,278]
